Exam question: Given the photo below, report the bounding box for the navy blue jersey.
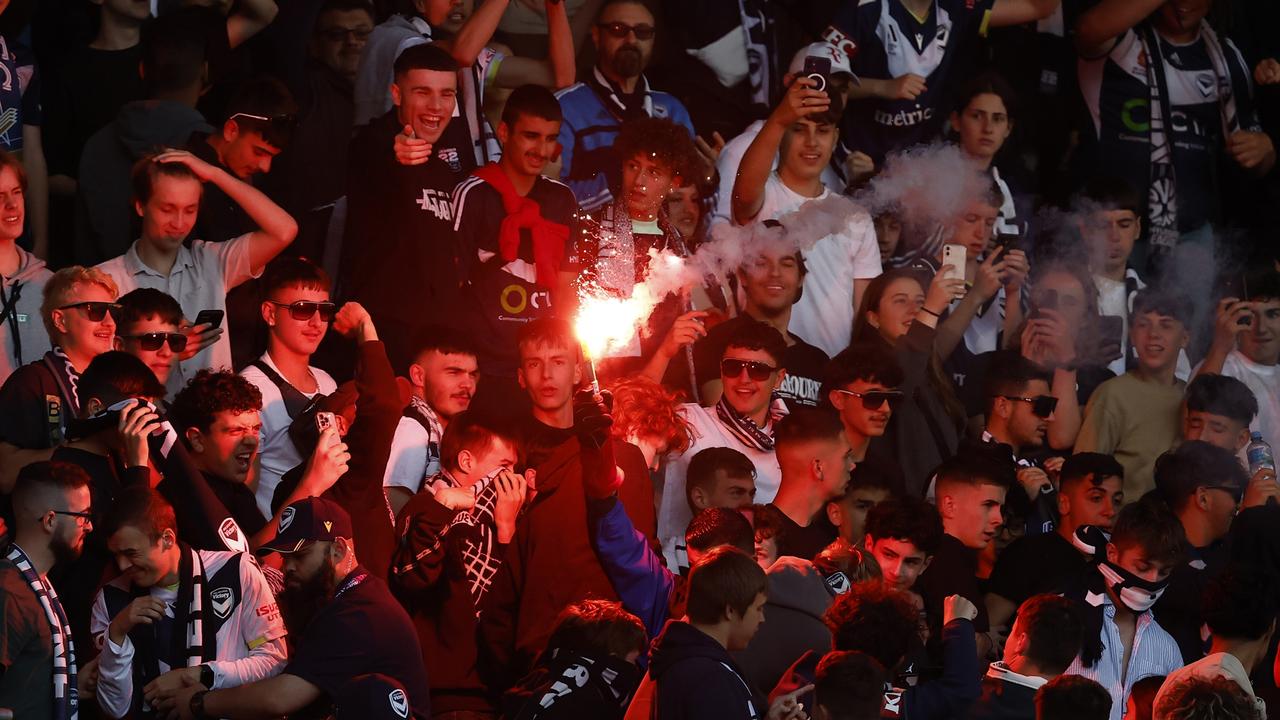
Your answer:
[824,0,996,163]
[1078,28,1258,232]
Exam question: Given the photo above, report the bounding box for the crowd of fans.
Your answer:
[0,0,1279,718]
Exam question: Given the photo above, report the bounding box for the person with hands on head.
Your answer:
[732,73,881,357]
[1073,0,1273,265]
[93,150,297,396]
[160,497,431,720]
[91,487,286,720]
[1195,271,1280,453]
[0,461,94,720]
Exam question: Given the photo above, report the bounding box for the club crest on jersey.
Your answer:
[437,147,461,172]
[1195,72,1216,98]
[389,689,409,718]
[279,506,296,533]
[219,518,247,553]
[211,587,234,620]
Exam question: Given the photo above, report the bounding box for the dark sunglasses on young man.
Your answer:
[597,22,656,40]
[59,301,121,322]
[1001,395,1059,419]
[834,388,905,411]
[721,358,778,382]
[270,300,337,322]
[119,332,189,352]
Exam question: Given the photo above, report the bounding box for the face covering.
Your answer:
[1072,525,1111,562]
[1098,560,1169,613]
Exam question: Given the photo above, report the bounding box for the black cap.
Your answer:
[336,674,411,720]
[258,496,353,554]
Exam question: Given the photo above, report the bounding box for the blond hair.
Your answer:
[42,266,119,338]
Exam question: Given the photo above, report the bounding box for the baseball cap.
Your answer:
[788,42,857,81]
[258,496,354,555]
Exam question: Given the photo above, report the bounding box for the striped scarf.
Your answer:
[1138,21,1241,251]
[132,546,209,715]
[7,543,78,720]
[715,396,788,451]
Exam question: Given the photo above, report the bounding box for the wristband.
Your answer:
[199,663,214,689]
[190,690,212,720]
[920,307,942,318]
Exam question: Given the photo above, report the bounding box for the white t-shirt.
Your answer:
[753,173,882,356]
[382,416,437,495]
[1218,350,1280,451]
[712,120,846,227]
[96,235,259,396]
[658,403,782,569]
[91,551,287,719]
[241,353,337,519]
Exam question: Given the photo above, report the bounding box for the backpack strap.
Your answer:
[250,359,316,419]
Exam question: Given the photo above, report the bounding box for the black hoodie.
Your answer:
[650,621,765,720]
[503,648,641,720]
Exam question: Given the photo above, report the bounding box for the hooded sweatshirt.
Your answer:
[74,100,214,264]
[649,620,765,720]
[0,245,51,384]
[733,557,834,695]
[503,648,642,720]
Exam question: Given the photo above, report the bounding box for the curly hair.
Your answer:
[169,369,264,435]
[614,116,701,186]
[607,375,691,455]
[823,581,918,670]
[544,599,646,661]
[1155,676,1260,720]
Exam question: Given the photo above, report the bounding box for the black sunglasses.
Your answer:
[835,388,905,410]
[59,301,121,322]
[119,332,188,352]
[229,112,298,138]
[270,300,337,322]
[1001,395,1059,418]
[597,22,656,40]
[721,358,778,381]
[51,509,94,525]
[318,26,372,43]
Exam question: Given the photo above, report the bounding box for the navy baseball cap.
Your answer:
[258,496,354,554]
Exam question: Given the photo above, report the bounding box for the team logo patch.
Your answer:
[219,518,247,553]
[824,571,852,596]
[388,689,409,718]
[279,506,296,533]
[437,147,461,173]
[1195,72,1216,99]
[323,521,333,533]
[211,587,234,620]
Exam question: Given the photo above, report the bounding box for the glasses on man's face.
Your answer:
[597,22,656,40]
[835,388,905,411]
[1205,485,1245,505]
[270,300,337,322]
[58,301,121,323]
[721,358,778,382]
[1001,395,1059,419]
[318,26,372,43]
[119,332,188,352]
[229,112,298,138]
[51,509,94,527]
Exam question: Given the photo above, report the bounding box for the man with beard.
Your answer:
[383,328,480,516]
[451,85,576,416]
[92,488,286,719]
[0,461,94,720]
[554,0,695,211]
[160,496,431,719]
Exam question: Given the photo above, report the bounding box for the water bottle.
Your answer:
[1247,432,1276,476]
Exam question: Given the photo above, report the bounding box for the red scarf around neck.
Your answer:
[473,163,570,288]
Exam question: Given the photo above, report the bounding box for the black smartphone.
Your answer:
[1096,315,1124,358]
[995,232,1019,253]
[802,56,832,95]
[194,309,224,329]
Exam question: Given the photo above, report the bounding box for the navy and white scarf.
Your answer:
[715,396,788,451]
[7,543,78,720]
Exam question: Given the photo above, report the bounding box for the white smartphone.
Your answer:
[941,244,966,282]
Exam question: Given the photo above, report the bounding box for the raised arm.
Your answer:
[494,1,576,89]
[226,0,280,49]
[152,150,297,273]
[990,0,1061,29]
[732,78,829,225]
[448,0,511,68]
[1074,0,1164,57]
